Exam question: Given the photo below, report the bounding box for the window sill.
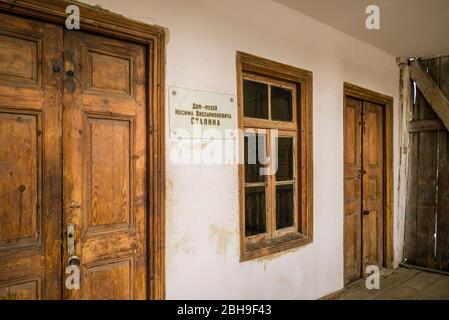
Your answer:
[241,232,312,262]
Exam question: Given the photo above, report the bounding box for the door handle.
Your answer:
[68,255,81,266]
[363,210,370,216]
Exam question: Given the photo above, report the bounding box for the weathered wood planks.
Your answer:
[405,56,449,271]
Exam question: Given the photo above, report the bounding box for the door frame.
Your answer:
[0,0,166,299]
[343,82,394,280]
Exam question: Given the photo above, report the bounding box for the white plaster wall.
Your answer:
[82,0,401,299]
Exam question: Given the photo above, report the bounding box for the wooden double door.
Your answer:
[344,96,385,284]
[0,13,148,299]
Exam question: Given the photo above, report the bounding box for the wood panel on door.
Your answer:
[362,101,384,270]
[344,97,362,284]
[62,31,147,299]
[0,13,63,299]
[344,97,384,284]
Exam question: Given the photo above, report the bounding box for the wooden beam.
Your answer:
[397,58,412,267]
[409,60,449,132]
[408,119,445,133]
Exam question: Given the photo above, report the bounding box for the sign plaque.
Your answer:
[169,86,237,139]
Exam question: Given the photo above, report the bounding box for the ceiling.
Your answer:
[275,0,449,58]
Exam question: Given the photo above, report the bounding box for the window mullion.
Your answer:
[293,134,299,233]
[268,128,277,238]
[265,128,271,238]
[270,168,277,238]
[268,84,272,120]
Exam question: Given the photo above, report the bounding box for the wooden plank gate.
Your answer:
[404,56,449,271]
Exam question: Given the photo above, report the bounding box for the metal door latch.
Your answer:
[65,224,81,290]
[51,53,77,93]
[67,223,75,256]
[358,168,367,179]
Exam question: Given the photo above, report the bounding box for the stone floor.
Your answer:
[337,266,449,300]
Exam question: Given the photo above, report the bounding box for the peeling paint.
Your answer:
[166,177,174,206]
[209,225,232,256]
[174,235,194,255]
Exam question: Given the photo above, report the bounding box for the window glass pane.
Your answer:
[245,186,267,236]
[276,137,293,181]
[245,134,266,183]
[276,184,294,229]
[244,80,268,119]
[271,86,293,121]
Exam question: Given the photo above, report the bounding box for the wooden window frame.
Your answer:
[0,0,166,299]
[236,52,313,261]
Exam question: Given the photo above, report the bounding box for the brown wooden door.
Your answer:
[1,12,148,299]
[62,31,147,299]
[0,13,63,299]
[344,97,363,284]
[361,101,384,272]
[344,97,384,284]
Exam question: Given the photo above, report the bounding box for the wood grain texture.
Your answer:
[0,33,39,85]
[397,60,412,269]
[0,0,166,299]
[362,101,384,271]
[0,112,39,246]
[405,57,449,272]
[404,131,419,262]
[343,83,394,273]
[343,97,362,284]
[437,131,449,270]
[88,51,132,95]
[414,93,438,267]
[434,57,449,271]
[410,60,449,132]
[62,31,147,300]
[343,97,385,284]
[0,12,63,299]
[408,119,445,133]
[87,117,131,231]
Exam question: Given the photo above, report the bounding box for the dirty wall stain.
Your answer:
[209,225,232,256]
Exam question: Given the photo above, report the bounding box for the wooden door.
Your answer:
[344,97,363,284]
[0,13,63,299]
[344,97,384,284]
[0,10,152,300]
[361,101,384,271]
[62,31,148,299]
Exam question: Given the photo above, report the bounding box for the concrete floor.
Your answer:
[337,267,449,300]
